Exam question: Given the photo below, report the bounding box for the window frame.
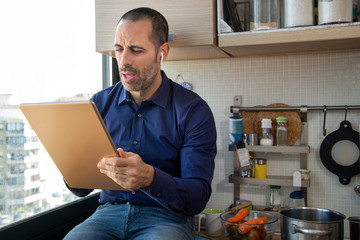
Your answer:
[0,192,100,240]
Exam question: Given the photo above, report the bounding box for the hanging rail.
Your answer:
[230,105,360,136]
[230,105,360,112]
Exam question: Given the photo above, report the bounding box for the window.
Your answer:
[0,0,102,227]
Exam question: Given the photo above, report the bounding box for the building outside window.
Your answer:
[0,0,102,227]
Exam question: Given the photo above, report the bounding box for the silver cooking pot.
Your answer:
[280,207,346,240]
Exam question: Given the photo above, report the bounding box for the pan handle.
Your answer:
[291,224,333,236]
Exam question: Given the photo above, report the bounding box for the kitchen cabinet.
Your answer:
[95,0,229,61]
[229,106,310,206]
[217,0,360,57]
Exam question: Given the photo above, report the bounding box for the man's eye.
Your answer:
[115,48,123,52]
[132,49,142,54]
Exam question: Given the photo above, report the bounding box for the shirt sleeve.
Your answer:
[146,100,217,216]
[64,179,94,197]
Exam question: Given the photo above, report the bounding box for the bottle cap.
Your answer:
[270,185,281,189]
[276,116,288,123]
[254,158,266,165]
[261,118,272,128]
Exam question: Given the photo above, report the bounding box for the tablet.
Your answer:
[19,100,124,190]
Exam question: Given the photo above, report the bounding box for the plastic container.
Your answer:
[318,0,353,25]
[283,0,314,28]
[250,0,280,31]
[260,118,273,146]
[220,210,279,240]
[229,115,243,145]
[276,116,287,146]
[289,191,305,207]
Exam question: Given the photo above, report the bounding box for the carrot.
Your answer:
[225,208,249,226]
[238,216,267,234]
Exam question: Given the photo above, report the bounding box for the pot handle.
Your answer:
[291,224,333,236]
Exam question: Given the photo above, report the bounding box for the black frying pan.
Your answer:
[320,120,360,185]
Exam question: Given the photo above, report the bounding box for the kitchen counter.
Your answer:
[196,230,281,240]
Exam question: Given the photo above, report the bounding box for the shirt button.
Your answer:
[137,113,142,118]
[131,191,135,195]
[156,193,161,197]
[133,140,138,145]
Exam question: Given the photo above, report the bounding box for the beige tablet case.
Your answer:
[19,101,124,190]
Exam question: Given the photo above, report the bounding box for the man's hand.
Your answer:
[97,148,155,191]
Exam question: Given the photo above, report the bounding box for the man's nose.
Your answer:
[117,49,132,67]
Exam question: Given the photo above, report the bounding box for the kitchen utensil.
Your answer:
[220,210,278,240]
[320,120,360,185]
[348,216,360,240]
[197,208,224,237]
[254,103,302,146]
[280,207,346,240]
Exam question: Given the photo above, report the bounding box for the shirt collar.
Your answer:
[117,70,170,108]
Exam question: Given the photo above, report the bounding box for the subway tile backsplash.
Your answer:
[163,49,360,237]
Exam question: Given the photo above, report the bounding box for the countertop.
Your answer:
[196,230,281,240]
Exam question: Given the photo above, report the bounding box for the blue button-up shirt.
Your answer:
[69,71,216,216]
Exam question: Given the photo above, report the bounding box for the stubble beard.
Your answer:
[120,62,158,92]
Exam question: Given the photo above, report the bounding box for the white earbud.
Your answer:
[160,53,164,66]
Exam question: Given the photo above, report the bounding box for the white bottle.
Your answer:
[260,118,273,146]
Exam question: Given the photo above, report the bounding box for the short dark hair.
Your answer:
[119,7,169,51]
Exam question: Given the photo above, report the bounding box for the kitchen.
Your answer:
[95,0,360,239]
[1,0,358,239]
[95,1,360,239]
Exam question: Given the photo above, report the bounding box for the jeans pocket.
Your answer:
[96,201,112,210]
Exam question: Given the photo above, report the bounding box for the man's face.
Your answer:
[114,19,160,93]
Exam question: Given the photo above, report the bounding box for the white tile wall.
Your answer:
[163,49,360,238]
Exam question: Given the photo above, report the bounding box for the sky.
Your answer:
[0,0,102,104]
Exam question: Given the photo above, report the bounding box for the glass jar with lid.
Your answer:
[250,0,280,31]
[276,116,287,146]
[269,185,282,210]
[260,118,273,146]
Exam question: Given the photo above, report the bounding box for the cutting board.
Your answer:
[243,103,302,146]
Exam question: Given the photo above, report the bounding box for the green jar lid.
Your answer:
[270,185,281,189]
[276,116,287,123]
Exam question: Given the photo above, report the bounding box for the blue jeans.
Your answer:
[64,202,195,240]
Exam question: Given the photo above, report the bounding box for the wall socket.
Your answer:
[233,95,242,106]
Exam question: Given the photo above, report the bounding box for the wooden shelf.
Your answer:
[219,22,360,56]
[229,174,310,187]
[228,144,310,154]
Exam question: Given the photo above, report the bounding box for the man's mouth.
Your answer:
[121,72,136,82]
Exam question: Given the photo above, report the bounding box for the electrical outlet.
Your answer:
[233,95,241,106]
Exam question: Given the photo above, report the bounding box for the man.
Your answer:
[64,7,217,240]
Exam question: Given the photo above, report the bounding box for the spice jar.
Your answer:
[254,158,267,178]
[260,118,273,146]
[250,0,280,31]
[276,116,287,146]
